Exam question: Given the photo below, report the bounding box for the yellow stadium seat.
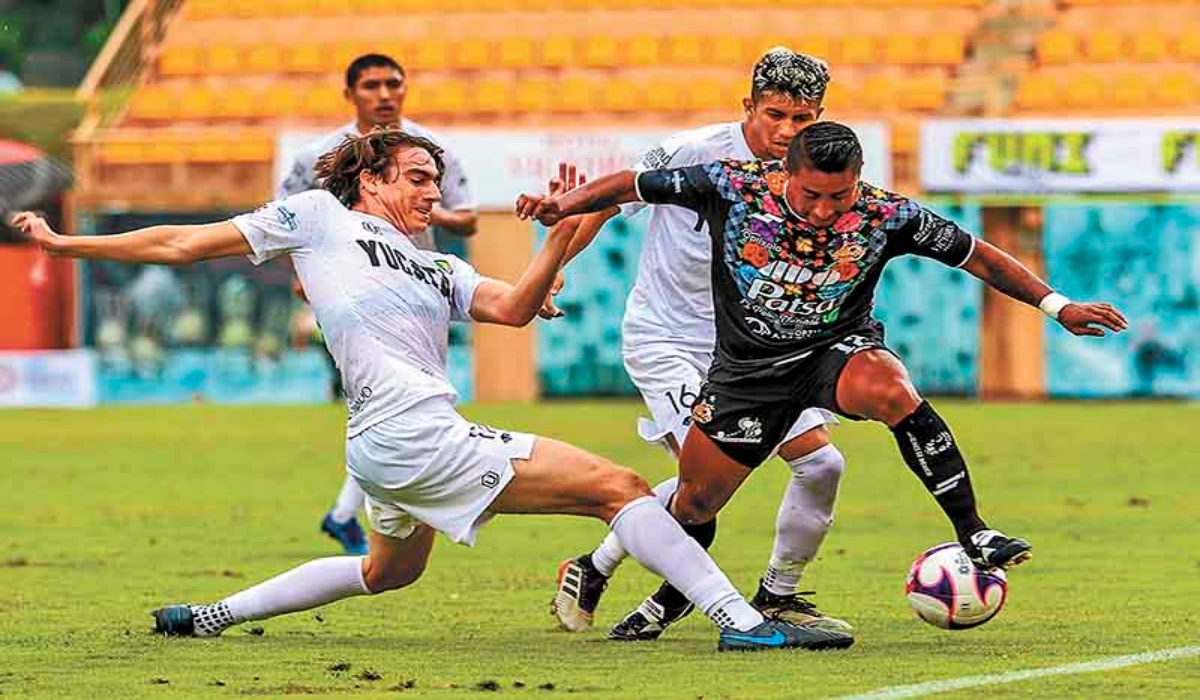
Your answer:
[1084,30,1124,63]
[858,73,896,111]
[553,76,595,112]
[667,36,704,66]
[684,78,725,110]
[470,77,513,113]
[1036,30,1077,65]
[286,44,326,73]
[897,71,946,111]
[1154,69,1197,106]
[128,87,175,121]
[100,141,147,165]
[159,46,202,77]
[313,0,354,14]
[178,86,217,120]
[331,43,374,74]
[232,137,272,163]
[1064,71,1104,108]
[515,78,553,112]
[1111,71,1152,108]
[625,36,660,67]
[184,0,226,21]
[426,79,468,114]
[302,84,348,118]
[455,39,491,70]
[743,37,789,65]
[213,86,259,120]
[403,84,430,116]
[1131,31,1169,62]
[409,40,449,71]
[795,36,833,65]
[923,32,964,65]
[643,78,682,112]
[711,36,743,67]
[246,45,284,74]
[189,140,232,163]
[884,34,921,65]
[257,84,304,118]
[1177,30,1200,62]
[206,45,242,75]
[840,35,878,64]
[539,37,575,68]
[1014,72,1058,111]
[581,36,620,68]
[140,140,186,163]
[600,77,639,112]
[498,37,535,69]
[821,79,854,112]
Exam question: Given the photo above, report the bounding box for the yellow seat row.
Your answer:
[1038,27,1200,64]
[127,70,947,124]
[98,136,273,164]
[183,0,983,20]
[158,32,965,77]
[1015,68,1198,110]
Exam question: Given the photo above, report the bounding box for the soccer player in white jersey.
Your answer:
[549,48,853,641]
[13,130,852,652]
[278,53,479,556]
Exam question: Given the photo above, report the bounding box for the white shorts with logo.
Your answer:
[345,397,536,546]
[622,341,837,457]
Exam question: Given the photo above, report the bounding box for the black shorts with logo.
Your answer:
[689,322,892,468]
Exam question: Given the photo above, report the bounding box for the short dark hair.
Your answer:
[751,47,830,105]
[786,122,863,174]
[345,53,405,89]
[315,128,444,207]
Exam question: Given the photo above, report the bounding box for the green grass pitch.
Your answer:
[1,401,1196,698]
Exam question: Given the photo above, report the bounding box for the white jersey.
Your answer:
[231,190,490,437]
[620,121,754,354]
[276,119,475,250]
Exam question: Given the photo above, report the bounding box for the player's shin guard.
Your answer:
[891,401,986,543]
[652,515,717,610]
[590,477,679,576]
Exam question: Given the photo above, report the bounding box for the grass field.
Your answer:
[1,401,1197,699]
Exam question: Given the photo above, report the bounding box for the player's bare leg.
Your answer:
[836,349,1031,570]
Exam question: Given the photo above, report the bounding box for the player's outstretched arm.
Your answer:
[962,238,1129,337]
[516,170,638,226]
[10,212,250,265]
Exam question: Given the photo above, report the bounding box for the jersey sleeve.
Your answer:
[891,202,976,268]
[634,164,720,217]
[619,137,699,217]
[441,254,491,322]
[230,190,334,265]
[437,146,475,212]
[275,150,317,199]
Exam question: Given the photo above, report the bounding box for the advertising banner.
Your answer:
[921,119,1200,193]
[0,350,98,408]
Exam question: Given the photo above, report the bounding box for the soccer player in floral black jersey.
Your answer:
[519,122,1128,588]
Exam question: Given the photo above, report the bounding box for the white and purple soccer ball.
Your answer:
[905,543,1008,630]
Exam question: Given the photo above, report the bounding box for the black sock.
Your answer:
[653,517,717,610]
[892,400,987,543]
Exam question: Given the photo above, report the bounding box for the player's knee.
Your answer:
[793,445,846,498]
[603,465,653,512]
[672,487,720,526]
[877,381,921,422]
[363,559,427,593]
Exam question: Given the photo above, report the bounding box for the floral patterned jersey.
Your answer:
[635,158,976,367]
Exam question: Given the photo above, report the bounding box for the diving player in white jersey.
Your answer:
[13,130,853,652]
[550,49,853,640]
[277,53,478,556]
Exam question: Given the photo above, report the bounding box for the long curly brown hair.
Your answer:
[314,128,445,207]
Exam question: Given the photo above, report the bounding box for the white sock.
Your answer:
[610,496,763,631]
[190,556,370,636]
[331,474,366,523]
[590,476,677,577]
[763,445,844,596]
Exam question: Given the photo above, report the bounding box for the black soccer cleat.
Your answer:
[750,582,853,632]
[608,592,695,641]
[151,605,196,637]
[965,529,1033,570]
[551,554,608,632]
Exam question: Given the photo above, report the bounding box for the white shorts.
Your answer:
[622,341,837,457]
[345,397,536,546]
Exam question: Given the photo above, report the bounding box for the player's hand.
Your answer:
[10,211,63,255]
[517,162,582,227]
[1058,302,1129,337]
[538,271,566,320]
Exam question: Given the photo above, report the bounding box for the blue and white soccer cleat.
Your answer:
[717,618,855,652]
[320,512,368,555]
[151,605,197,637]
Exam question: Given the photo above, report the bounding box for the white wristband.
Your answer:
[1038,292,1071,320]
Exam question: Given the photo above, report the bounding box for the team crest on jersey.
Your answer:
[691,396,716,424]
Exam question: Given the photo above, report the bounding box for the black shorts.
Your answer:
[689,322,892,469]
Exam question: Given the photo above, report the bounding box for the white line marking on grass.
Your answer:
[837,645,1200,700]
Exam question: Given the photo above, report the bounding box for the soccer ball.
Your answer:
[905,543,1007,630]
